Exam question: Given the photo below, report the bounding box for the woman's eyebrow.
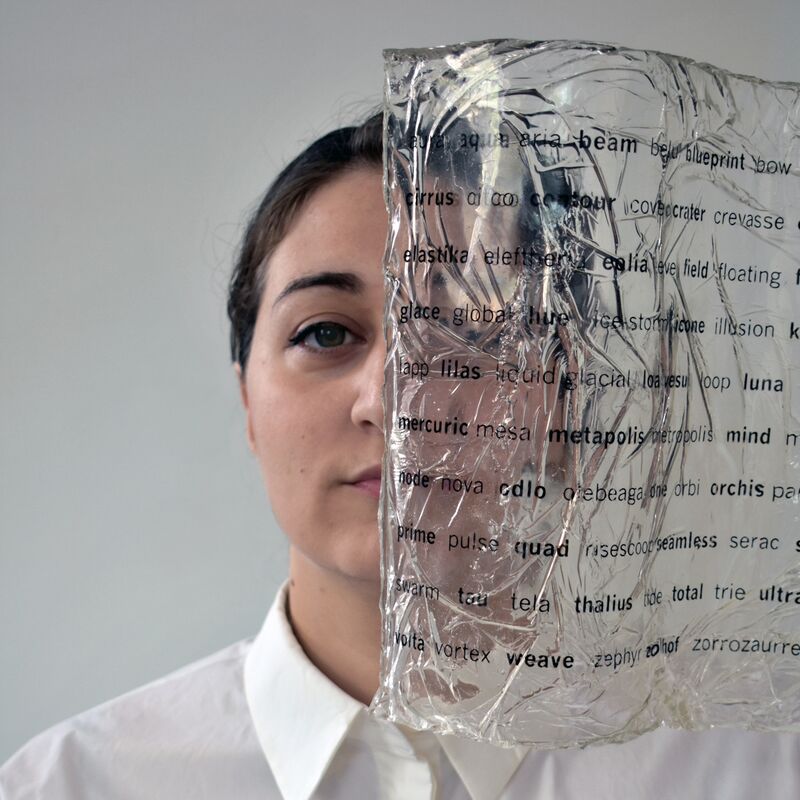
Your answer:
[272,271,366,309]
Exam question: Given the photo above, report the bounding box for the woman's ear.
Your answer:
[233,362,256,454]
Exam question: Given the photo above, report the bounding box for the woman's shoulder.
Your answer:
[512,724,800,798]
[0,638,276,800]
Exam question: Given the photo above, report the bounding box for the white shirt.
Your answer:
[2,579,798,799]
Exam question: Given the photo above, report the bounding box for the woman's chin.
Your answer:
[337,532,383,585]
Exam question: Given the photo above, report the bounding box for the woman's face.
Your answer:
[239,166,387,584]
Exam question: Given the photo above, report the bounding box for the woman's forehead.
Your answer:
[264,167,387,302]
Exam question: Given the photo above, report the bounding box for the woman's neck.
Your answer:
[285,546,382,706]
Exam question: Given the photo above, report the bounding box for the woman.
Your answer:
[229,111,387,711]
[2,111,798,800]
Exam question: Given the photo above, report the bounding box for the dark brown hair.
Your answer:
[227,110,383,371]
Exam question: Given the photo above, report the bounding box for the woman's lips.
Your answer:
[350,478,382,498]
[348,465,382,498]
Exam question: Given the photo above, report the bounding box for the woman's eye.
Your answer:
[288,321,356,352]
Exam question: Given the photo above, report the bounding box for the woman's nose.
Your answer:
[350,330,387,434]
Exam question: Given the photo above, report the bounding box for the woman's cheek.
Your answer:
[252,381,323,482]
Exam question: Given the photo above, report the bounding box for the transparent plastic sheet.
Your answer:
[371,40,800,748]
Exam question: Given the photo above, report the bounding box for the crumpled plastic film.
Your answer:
[371,40,800,748]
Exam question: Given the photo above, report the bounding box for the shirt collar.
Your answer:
[438,733,530,800]
[244,579,530,800]
[244,579,363,800]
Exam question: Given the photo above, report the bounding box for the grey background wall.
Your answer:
[2,0,798,761]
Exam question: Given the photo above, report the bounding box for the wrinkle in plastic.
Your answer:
[372,40,800,747]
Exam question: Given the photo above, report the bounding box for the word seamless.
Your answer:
[372,40,800,748]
